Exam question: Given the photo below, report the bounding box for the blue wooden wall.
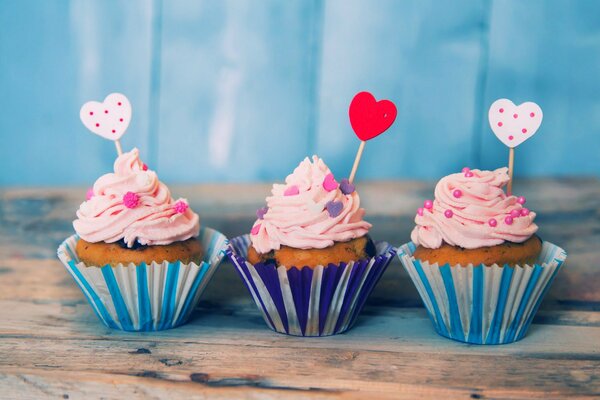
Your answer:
[1,0,598,186]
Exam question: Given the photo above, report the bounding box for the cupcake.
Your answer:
[398,167,567,344]
[57,148,227,331]
[227,156,396,336]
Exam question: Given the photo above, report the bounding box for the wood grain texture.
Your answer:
[0,180,599,399]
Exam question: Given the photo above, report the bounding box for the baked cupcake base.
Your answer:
[247,235,375,268]
[413,236,542,267]
[228,234,396,336]
[398,240,566,344]
[76,237,203,267]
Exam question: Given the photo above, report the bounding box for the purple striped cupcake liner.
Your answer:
[227,235,396,336]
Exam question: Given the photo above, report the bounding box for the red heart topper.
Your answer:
[349,91,397,141]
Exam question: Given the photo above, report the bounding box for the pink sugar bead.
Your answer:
[444,210,453,218]
[86,188,94,201]
[464,171,474,178]
[517,196,526,205]
[453,189,462,198]
[417,207,424,216]
[510,209,521,218]
[505,216,514,225]
[173,200,189,214]
[251,224,261,235]
[521,208,530,216]
[461,167,470,173]
[123,192,140,209]
[423,199,433,209]
[284,185,299,196]
[488,218,497,227]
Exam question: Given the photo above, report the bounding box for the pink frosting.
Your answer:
[411,168,538,249]
[250,156,371,253]
[73,148,200,247]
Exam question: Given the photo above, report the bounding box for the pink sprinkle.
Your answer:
[488,218,497,227]
[251,224,261,235]
[510,209,521,218]
[284,185,299,196]
[123,191,139,209]
[505,216,514,225]
[86,188,94,200]
[521,208,530,216]
[173,200,188,214]
[530,112,535,117]
[89,111,94,116]
[322,173,338,192]
[96,123,100,127]
[453,189,462,198]
[513,114,518,119]
[522,128,527,133]
[497,122,503,127]
[444,210,453,218]
[417,207,424,216]
[423,199,433,210]
[517,196,526,205]
[118,102,122,106]
[120,118,124,122]
[508,135,514,140]
[142,163,148,171]
[499,108,504,113]
[465,171,474,178]
[461,167,470,173]
[112,129,116,133]
[105,110,109,114]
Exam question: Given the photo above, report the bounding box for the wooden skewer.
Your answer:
[348,141,366,184]
[507,147,514,195]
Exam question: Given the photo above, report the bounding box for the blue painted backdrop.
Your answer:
[1,0,598,186]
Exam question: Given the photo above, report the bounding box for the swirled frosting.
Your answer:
[73,148,200,247]
[411,168,538,249]
[250,156,371,253]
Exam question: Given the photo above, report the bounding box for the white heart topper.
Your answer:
[488,99,543,148]
[80,93,132,141]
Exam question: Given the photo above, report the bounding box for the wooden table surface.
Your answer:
[1,179,599,399]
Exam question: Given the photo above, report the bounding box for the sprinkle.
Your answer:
[505,216,514,225]
[86,188,94,200]
[488,218,497,227]
[461,167,470,173]
[424,199,433,210]
[284,185,299,196]
[123,192,140,208]
[173,200,188,214]
[142,163,148,171]
[521,208,530,216]
[453,189,462,198]
[326,200,343,218]
[322,173,338,192]
[256,206,268,220]
[251,224,261,235]
[510,209,521,218]
[464,171,474,178]
[444,210,453,218]
[517,196,526,205]
[417,207,424,216]
[339,178,355,195]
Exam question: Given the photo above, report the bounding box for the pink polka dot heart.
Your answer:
[488,99,543,148]
[80,93,132,141]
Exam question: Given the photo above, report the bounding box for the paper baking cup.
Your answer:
[398,241,566,344]
[227,235,396,336]
[57,227,228,331]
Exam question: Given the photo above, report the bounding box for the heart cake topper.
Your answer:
[80,93,132,155]
[488,99,543,148]
[347,91,398,183]
[349,91,397,141]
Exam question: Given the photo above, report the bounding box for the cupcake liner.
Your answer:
[57,227,228,331]
[227,235,396,336]
[398,241,566,344]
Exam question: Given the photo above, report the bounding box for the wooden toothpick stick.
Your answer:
[507,147,515,195]
[348,141,366,184]
[114,140,123,156]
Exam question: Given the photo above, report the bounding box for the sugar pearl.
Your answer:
[488,218,497,227]
[444,210,453,218]
[505,216,514,225]
[417,207,424,216]
[424,199,433,209]
[465,171,474,178]
[521,208,530,216]
[510,209,521,218]
[462,167,470,173]
[517,196,526,205]
[453,189,462,198]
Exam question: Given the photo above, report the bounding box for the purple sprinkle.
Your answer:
[256,206,268,220]
[339,178,355,195]
[326,200,343,218]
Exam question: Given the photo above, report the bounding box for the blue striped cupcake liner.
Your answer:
[227,235,396,336]
[398,241,566,344]
[57,227,228,331]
